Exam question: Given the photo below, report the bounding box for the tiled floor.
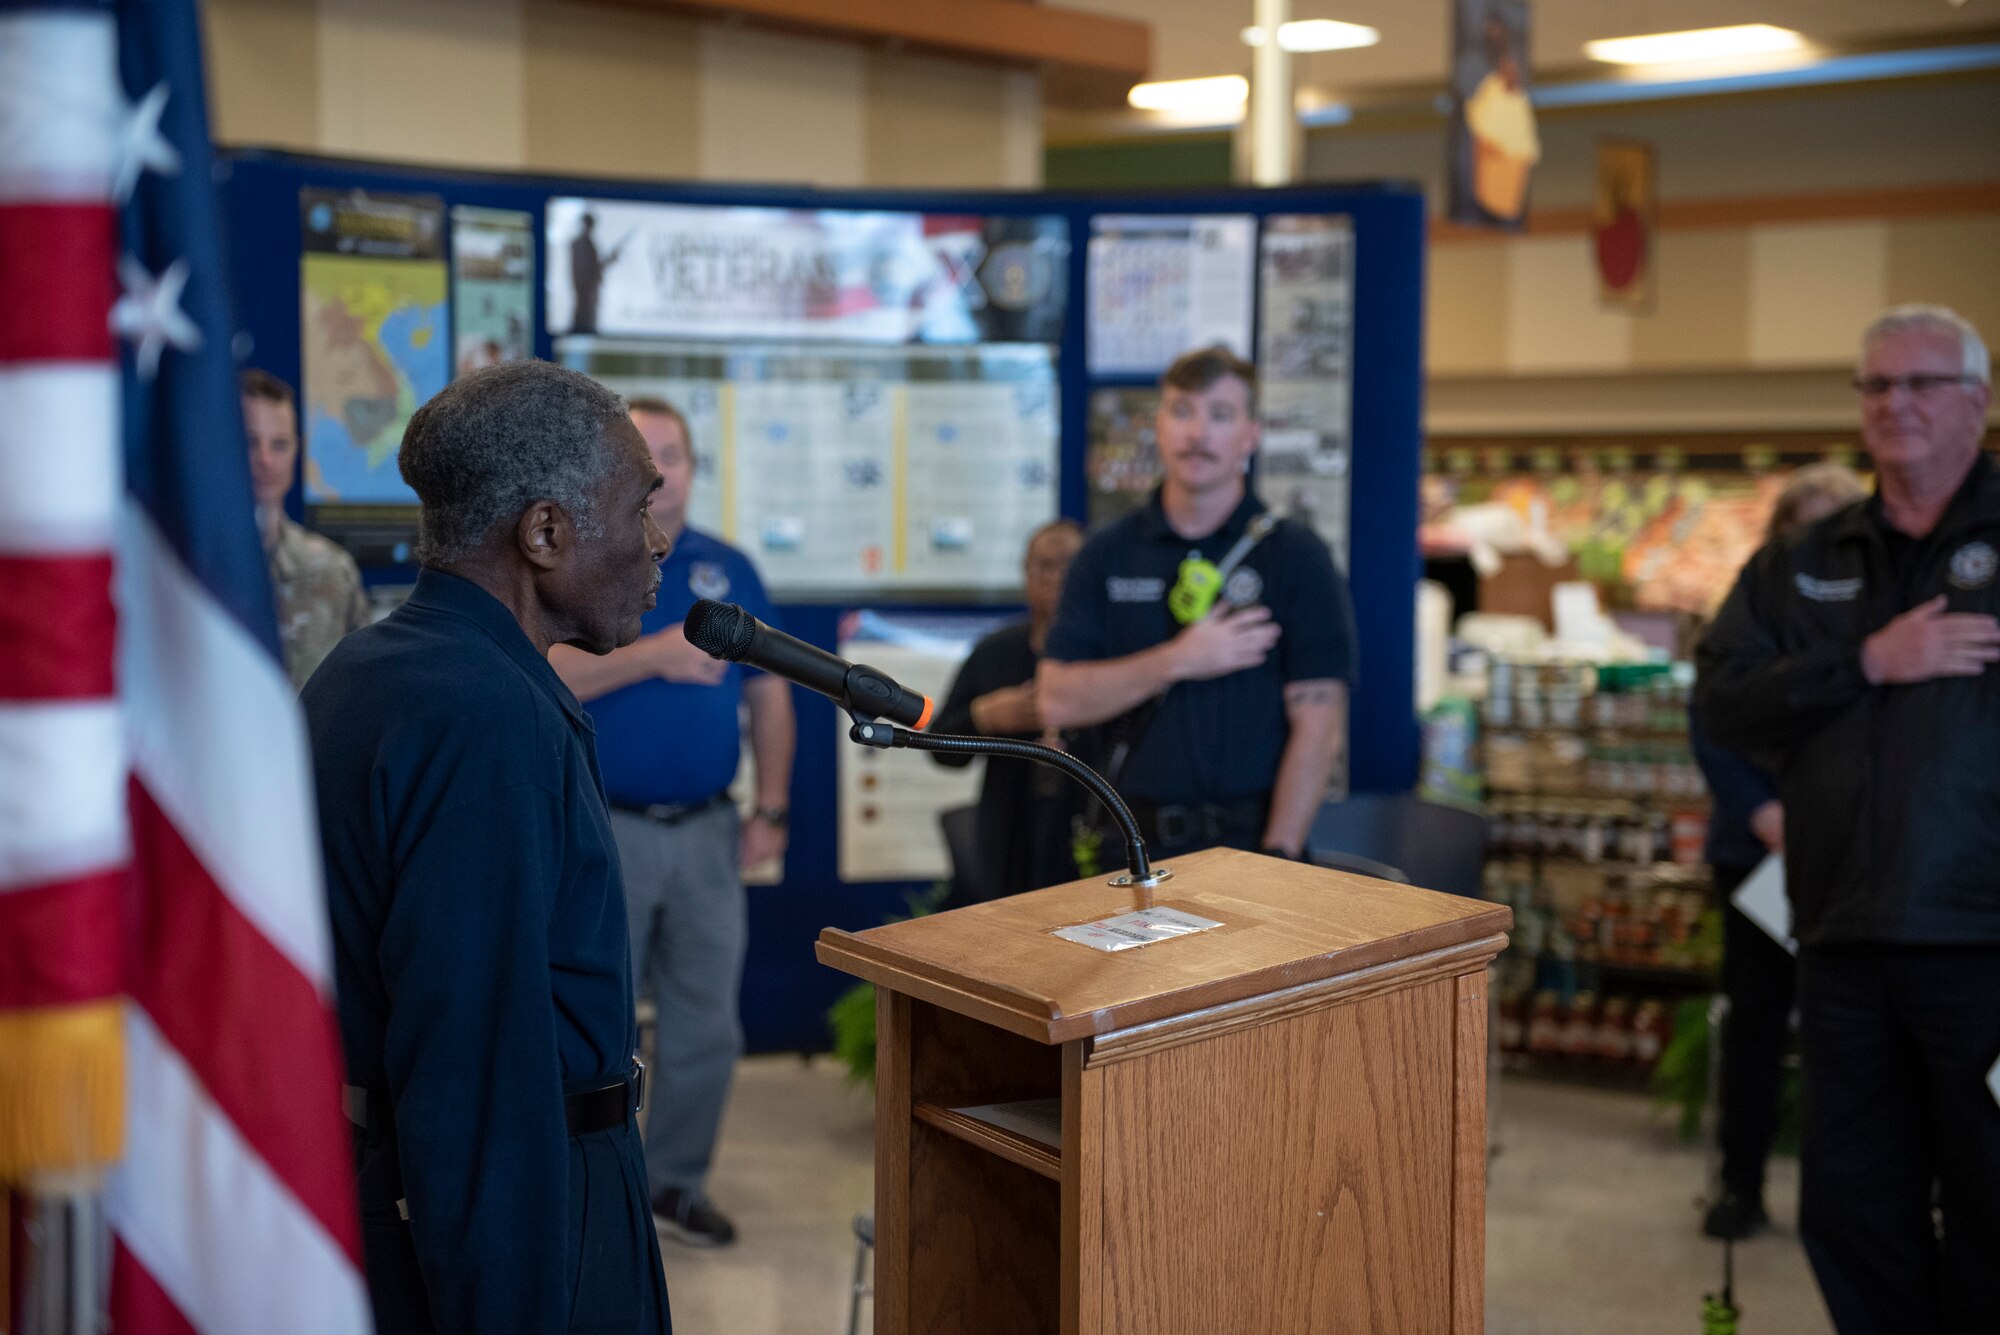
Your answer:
[659,1056,1832,1335]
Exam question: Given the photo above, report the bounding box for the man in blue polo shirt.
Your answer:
[1039,346,1355,860]
[551,396,794,1248]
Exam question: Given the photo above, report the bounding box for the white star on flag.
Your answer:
[111,255,202,379]
[114,81,180,202]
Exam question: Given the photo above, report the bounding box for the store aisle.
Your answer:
[662,1057,1831,1335]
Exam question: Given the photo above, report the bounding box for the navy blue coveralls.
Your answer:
[303,569,671,1335]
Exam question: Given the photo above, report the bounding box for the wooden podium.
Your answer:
[816,846,1512,1335]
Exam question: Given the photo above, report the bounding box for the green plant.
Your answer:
[1650,996,1713,1141]
[824,882,950,1087]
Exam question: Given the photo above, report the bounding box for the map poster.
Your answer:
[835,610,1006,883]
[451,205,534,375]
[1086,214,1256,377]
[1254,214,1355,563]
[300,188,448,511]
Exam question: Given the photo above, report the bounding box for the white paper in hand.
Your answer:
[1731,853,1795,955]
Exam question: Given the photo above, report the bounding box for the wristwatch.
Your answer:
[751,806,789,829]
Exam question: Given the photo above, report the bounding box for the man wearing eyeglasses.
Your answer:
[1698,305,1999,1335]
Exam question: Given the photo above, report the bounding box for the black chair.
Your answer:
[1307,792,1491,899]
[938,804,998,907]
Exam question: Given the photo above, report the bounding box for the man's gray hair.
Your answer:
[399,360,630,567]
[1860,304,1991,385]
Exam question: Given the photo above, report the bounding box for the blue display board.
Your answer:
[218,150,1426,1052]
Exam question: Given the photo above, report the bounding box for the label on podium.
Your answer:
[1052,905,1223,953]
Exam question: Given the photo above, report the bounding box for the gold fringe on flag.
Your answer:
[0,999,125,1185]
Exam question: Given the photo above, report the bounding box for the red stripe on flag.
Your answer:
[0,554,116,700]
[0,204,118,363]
[126,780,363,1265]
[0,869,126,1007]
[111,1238,201,1335]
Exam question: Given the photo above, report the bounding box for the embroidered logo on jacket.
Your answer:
[1795,573,1863,603]
[1223,566,1264,606]
[689,561,731,601]
[1948,541,1997,591]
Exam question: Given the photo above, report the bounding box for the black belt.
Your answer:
[343,1064,645,1139]
[609,792,731,827]
[1130,794,1270,852]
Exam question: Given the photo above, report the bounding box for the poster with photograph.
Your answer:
[1085,386,1162,530]
[1595,139,1657,311]
[1254,215,1356,562]
[1447,0,1539,229]
[835,611,1006,882]
[1086,214,1256,376]
[451,205,534,375]
[298,188,447,508]
[545,198,1066,345]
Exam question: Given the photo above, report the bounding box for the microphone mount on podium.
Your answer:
[683,597,1168,896]
[845,714,1171,896]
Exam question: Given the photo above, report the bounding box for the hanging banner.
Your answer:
[1447,0,1539,229]
[1595,139,1657,311]
[545,198,1066,345]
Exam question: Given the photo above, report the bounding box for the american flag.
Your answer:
[0,1,368,1330]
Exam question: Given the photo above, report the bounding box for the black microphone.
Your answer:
[684,600,934,729]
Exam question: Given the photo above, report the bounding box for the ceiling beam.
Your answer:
[584,0,1150,107]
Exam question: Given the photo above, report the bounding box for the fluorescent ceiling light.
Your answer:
[1127,75,1249,114]
[1241,20,1381,53]
[1584,23,1805,66]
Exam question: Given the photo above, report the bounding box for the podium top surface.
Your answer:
[815,847,1511,1044]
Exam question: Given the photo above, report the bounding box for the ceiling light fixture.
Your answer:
[1241,20,1381,53]
[1584,23,1805,66]
[1126,75,1250,115]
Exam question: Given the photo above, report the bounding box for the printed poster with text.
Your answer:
[451,205,534,373]
[1254,214,1355,563]
[299,188,447,511]
[835,611,1008,883]
[1086,214,1256,377]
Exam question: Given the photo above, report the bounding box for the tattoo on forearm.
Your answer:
[1285,681,1342,706]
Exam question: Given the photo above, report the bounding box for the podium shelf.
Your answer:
[913,1101,1062,1180]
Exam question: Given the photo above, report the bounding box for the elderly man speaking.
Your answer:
[303,361,673,1335]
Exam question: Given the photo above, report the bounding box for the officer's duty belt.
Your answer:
[610,791,731,827]
[1130,793,1270,850]
[343,1064,645,1139]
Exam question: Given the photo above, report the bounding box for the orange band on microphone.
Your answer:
[914,696,934,730]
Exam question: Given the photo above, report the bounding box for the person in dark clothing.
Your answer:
[1693,462,1865,1241]
[1039,347,1357,860]
[1697,305,2000,1335]
[303,361,674,1335]
[929,519,1085,902]
[569,213,625,336]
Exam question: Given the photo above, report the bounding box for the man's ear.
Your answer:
[516,500,571,571]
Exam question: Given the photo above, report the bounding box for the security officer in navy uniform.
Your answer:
[1698,305,2000,1335]
[1039,346,1356,860]
[304,360,673,1334]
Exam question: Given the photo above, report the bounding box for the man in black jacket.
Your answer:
[1698,305,1999,1335]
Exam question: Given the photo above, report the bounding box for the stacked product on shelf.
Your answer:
[1479,657,1722,1080]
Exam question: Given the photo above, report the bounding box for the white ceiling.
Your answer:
[1069,0,1999,89]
